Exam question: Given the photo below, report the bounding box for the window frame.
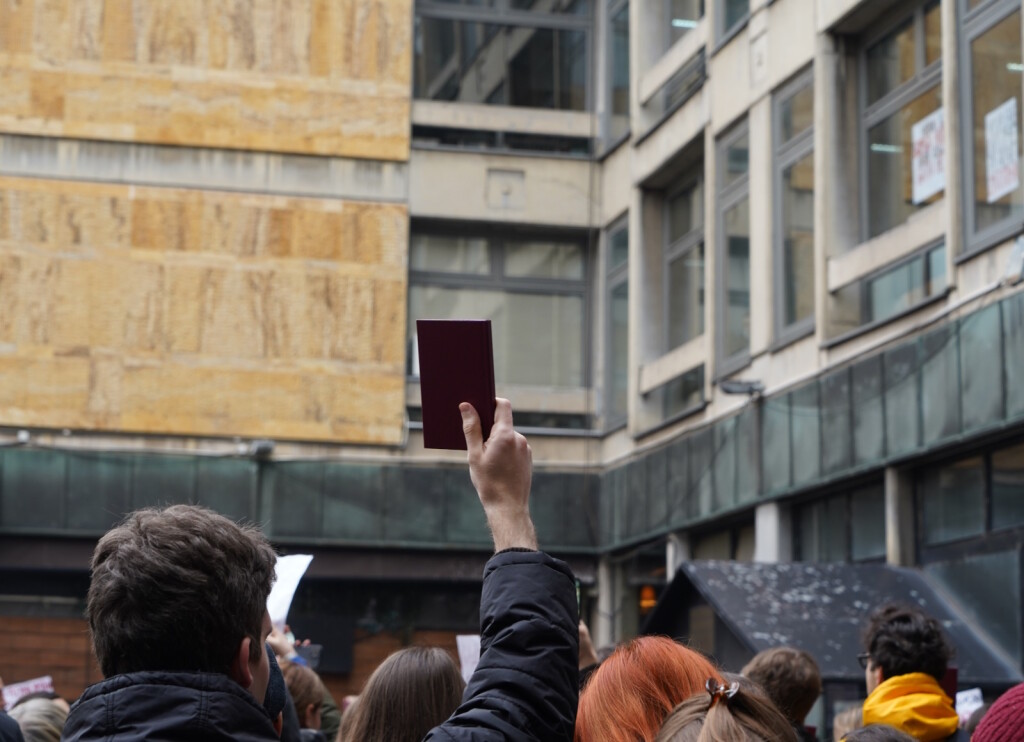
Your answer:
[793,482,887,564]
[715,0,749,49]
[958,0,1024,257]
[664,173,706,353]
[772,66,816,348]
[407,224,593,390]
[716,118,752,378]
[415,0,595,113]
[601,0,631,153]
[857,0,943,242]
[857,238,946,325]
[605,214,630,431]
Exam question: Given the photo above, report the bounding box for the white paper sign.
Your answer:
[2,676,54,710]
[985,98,1020,203]
[456,634,481,684]
[267,554,313,631]
[912,108,945,204]
[956,687,984,724]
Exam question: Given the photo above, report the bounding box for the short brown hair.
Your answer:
[741,647,822,725]
[87,504,277,677]
[346,646,465,742]
[282,662,325,728]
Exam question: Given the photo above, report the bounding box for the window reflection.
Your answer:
[782,152,815,328]
[723,198,751,358]
[668,244,705,349]
[993,441,1024,530]
[609,4,630,142]
[669,0,704,47]
[921,457,986,545]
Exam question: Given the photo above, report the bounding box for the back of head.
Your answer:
[282,662,325,728]
[972,682,1024,742]
[841,724,916,742]
[346,646,465,742]
[87,504,277,677]
[655,680,798,742]
[9,698,68,742]
[575,635,724,742]
[861,604,951,682]
[741,647,821,725]
[832,705,864,742]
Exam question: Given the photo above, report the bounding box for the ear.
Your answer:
[306,703,316,723]
[871,665,885,688]
[228,637,254,690]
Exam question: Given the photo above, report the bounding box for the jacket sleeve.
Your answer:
[424,550,579,742]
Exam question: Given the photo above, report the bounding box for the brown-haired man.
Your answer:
[741,647,821,742]
[64,399,579,741]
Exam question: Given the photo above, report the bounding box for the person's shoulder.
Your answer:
[0,711,24,742]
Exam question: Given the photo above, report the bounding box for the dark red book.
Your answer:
[416,319,496,450]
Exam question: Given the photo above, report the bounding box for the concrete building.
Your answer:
[1,0,1024,723]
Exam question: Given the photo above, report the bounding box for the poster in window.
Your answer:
[985,98,1020,203]
[911,108,945,204]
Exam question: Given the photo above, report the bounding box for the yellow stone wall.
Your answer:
[0,0,412,160]
[0,176,408,444]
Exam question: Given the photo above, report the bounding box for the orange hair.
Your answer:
[575,636,723,742]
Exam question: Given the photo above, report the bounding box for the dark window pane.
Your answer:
[646,448,669,532]
[798,495,847,562]
[960,304,1004,432]
[791,383,821,486]
[924,0,941,66]
[781,84,814,143]
[722,0,747,37]
[609,4,630,141]
[993,441,1024,530]
[969,11,1024,235]
[723,197,750,358]
[1005,292,1024,419]
[1,450,66,530]
[669,0,704,46]
[920,324,961,444]
[921,457,986,545]
[867,18,915,105]
[410,234,490,274]
[609,280,629,422]
[723,132,749,187]
[821,369,852,475]
[668,180,704,243]
[850,485,886,561]
[509,28,587,111]
[384,468,445,542]
[668,243,705,349]
[867,85,943,237]
[322,464,386,542]
[505,240,584,279]
[713,417,737,512]
[667,438,690,527]
[510,0,589,12]
[852,356,885,464]
[689,427,714,518]
[195,458,256,523]
[884,342,920,457]
[762,394,791,493]
[694,530,732,559]
[625,459,648,538]
[735,406,759,504]
[609,223,629,271]
[781,150,815,328]
[67,453,132,532]
[132,455,194,510]
[653,365,705,420]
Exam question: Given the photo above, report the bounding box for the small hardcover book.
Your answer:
[416,319,496,450]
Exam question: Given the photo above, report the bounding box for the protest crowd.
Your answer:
[0,401,1021,742]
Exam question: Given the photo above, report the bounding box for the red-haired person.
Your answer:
[575,636,723,742]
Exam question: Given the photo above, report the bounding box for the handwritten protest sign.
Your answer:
[956,687,984,724]
[2,676,54,710]
[912,108,945,204]
[985,98,1020,203]
[267,554,313,631]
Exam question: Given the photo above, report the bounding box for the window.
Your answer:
[408,228,588,388]
[795,484,886,562]
[716,121,751,373]
[645,366,705,424]
[668,0,704,49]
[605,0,630,146]
[414,0,589,111]
[861,1,943,239]
[666,176,705,350]
[960,0,1023,253]
[833,242,947,333]
[717,0,747,43]
[606,218,629,427]
[774,69,815,344]
[693,522,755,560]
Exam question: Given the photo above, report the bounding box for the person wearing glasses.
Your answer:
[857,604,965,742]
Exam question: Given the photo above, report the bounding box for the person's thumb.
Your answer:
[460,403,483,458]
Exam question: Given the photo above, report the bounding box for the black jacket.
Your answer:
[0,712,23,742]
[424,549,579,742]
[62,671,279,742]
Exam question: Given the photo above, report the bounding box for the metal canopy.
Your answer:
[642,560,1023,687]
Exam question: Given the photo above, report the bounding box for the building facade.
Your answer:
[1,0,1023,716]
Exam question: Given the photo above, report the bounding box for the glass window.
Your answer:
[608,281,629,423]
[410,235,491,274]
[992,441,1024,530]
[608,2,630,143]
[781,85,814,143]
[408,232,587,388]
[866,18,916,105]
[921,457,987,545]
[797,495,848,562]
[924,1,941,66]
[668,244,705,349]
[781,150,815,329]
[609,221,629,271]
[509,28,587,110]
[719,0,747,40]
[867,86,944,237]
[722,132,750,188]
[669,0,704,47]
[646,366,705,421]
[723,198,750,358]
[865,244,946,323]
[966,10,1024,241]
[668,181,704,244]
[850,485,886,561]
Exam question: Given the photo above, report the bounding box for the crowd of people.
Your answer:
[0,399,1022,741]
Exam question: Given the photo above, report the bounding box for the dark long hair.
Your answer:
[344,646,465,742]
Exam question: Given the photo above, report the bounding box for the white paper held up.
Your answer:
[267,554,313,631]
[2,676,54,710]
[955,687,984,724]
[985,98,1020,203]
[456,634,481,684]
[911,108,945,204]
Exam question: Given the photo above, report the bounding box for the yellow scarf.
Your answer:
[861,673,959,741]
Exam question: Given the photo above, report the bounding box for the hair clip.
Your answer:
[705,678,740,709]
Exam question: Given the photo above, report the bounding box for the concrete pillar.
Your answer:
[753,501,793,563]
[885,466,916,566]
[594,556,637,646]
[666,531,691,577]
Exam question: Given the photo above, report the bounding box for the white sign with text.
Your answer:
[911,108,945,204]
[986,98,1020,203]
[2,676,54,710]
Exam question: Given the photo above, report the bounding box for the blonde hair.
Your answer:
[9,698,67,742]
